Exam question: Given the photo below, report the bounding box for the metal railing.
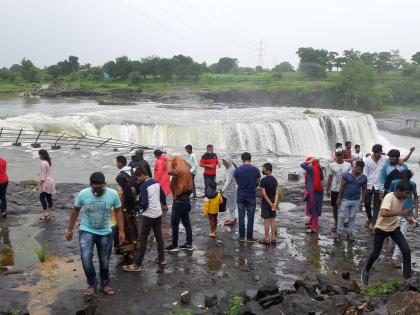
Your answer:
[0,127,149,152]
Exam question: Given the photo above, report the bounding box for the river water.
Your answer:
[0,98,419,186]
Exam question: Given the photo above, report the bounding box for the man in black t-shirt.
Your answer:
[259,163,280,245]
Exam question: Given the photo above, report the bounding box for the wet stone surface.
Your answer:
[0,182,419,314]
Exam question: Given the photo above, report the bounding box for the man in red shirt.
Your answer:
[0,155,9,218]
[200,144,219,192]
[343,141,355,163]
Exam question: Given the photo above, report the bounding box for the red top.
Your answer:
[0,157,8,184]
[200,153,219,176]
[343,149,352,160]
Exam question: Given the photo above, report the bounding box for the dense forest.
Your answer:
[1,48,420,111]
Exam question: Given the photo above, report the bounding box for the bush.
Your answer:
[35,242,50,263]
[299,62,327,79]
[129,71,142,85]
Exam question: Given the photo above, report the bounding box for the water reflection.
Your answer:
[0,225,14,267]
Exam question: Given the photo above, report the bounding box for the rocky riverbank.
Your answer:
[375,112,420,138]
[1,182,420,315]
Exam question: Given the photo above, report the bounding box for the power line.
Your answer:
[255,39,266,68]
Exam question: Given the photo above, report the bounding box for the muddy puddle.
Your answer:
[0,213,42,271]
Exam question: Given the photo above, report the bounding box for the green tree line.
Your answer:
[1,48,420,110]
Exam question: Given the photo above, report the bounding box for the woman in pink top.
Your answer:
[0,155,8,218]
[37,149,56,220]
[153,149,172,195]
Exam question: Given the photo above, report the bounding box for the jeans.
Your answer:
[364,188,380,224]
[79,230,112,288]
[40,192,53,210]
[107,226,118,258]
[0,182,7,213]
[337,199,359,235]
[171,201,192,246]
[392,218,409,260]
[136,215,164,265]
[237,197,256,240]
[366,227,411,279]
[191,173,197,197]
[203,174,216,192]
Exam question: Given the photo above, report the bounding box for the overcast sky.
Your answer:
[1,0,419,68]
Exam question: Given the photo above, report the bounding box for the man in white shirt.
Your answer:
[185,145,198,200]
[327,150,352,233]
[352,144,364,163]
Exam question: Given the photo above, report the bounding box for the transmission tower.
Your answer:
[255,39,265,69]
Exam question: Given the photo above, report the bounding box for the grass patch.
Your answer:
[35,242,51,263]
[167,305,193,315]
[225,295,243,315]
[363,278,403,297]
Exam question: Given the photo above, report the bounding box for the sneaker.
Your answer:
[246,238,257,243]
[208,231,216,238]
[238,238,246,243]
[360,268,369,286]
[165,245,180,252]
[1,212,6,218]
[179,244,194,251]
[392,260,402,269]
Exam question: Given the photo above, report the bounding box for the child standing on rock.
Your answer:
[203,181,223,238]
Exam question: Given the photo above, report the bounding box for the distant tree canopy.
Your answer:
[209,57,238,74]
[334,60,391,110]
[273,62,294,73]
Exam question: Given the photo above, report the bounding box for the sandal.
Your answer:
[101,286,115,295]
[40,212,50,220]
[270,239,277,245]
[83,286,96,297]
[305,228,317,234]
[123,264,141,272]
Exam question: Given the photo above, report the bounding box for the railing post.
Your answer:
[95,138,112,149]
[51,132,65,150]
[72,136,84,150]
[12,128,23,146]
[31,129,43,148]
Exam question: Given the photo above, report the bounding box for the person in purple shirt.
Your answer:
[234,152,261,242]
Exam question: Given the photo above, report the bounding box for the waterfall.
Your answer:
[0,103,382,158]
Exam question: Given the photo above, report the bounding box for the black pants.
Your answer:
[366,227,411,279]
[40,192,53,210]
[0,182,8,213]
[364,188,381,223]
[203,174,216,192]
[171,201,192,246]
[135,215,164,265]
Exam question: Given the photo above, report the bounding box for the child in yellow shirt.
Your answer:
[203,181,223,237]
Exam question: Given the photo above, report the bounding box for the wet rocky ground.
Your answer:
[1,182,420,315]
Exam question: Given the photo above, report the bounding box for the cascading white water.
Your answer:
[0,101,383,158]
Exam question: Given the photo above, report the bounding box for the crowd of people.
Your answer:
[0,141,418,296]
[303,141,417,285]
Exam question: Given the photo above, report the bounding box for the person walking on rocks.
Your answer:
[37,149,56,220]
[301,157,324,234]
[361,180,413,286]
[185,145,198,199]
[259,163,280,245]
[165,156,193,252]
[200,144,219,192]
[221,156,237,226]
[381,149,408,196]
[65,172,125,297]
[335,160,367,241]
[0,154,8,218]
[234,152,260,242]
[123,167,168,271]
[326,150,352,233]
[154,149,172,196]
[390,170,418,268]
